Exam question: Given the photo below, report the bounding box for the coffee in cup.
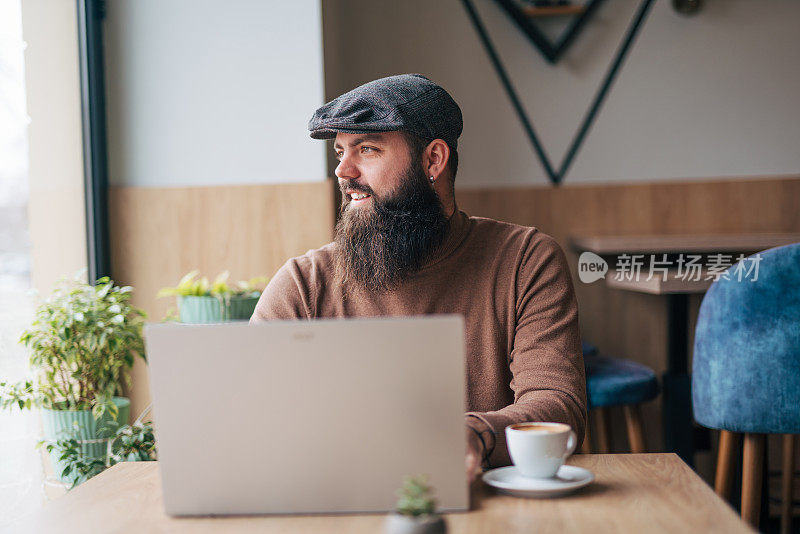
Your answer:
[505,422,577,478]
[509,423,564,433]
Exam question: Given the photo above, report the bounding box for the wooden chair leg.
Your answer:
[594,407,611,454]
[742,433,765,528]
[580,413,593,454]
[623,404,646,453]
[781,434,796,534]
[715,430,739,500]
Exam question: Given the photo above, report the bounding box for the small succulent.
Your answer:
[156,270,210,298]
[158,271,269,299]
[396,475,437,517]
[234,276,270,296]
[210,271,232,297]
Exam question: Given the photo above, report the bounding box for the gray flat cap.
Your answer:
[308,74,463,149]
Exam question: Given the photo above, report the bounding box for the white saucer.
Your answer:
[482,465,595,498]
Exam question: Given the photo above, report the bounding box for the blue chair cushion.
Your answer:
[692,243,800,434]
[582,340,598,357]
[585,356,659,408]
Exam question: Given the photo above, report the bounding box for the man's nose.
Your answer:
[335,153,359,181]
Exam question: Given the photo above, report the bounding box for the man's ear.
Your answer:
[424,139,450,182]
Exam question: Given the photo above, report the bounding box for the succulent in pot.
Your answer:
[227,276,269,321]
[157,270,223,323]
[158,270,269,323]
[385,475,447,534]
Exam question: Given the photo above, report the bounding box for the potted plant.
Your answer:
[41,404,157,488]
[385,475,447,534]
[227,276,269,321]
[157,270,222,323]
[158,271,269,323]
[0,275,146,485]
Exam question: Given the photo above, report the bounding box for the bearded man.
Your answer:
[250,74,586,482]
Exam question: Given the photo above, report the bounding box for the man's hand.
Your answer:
[465,426,485,484]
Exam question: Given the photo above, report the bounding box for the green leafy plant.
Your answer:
[157,271,269,322]
[162,307,181,322]
[1,275,147,419]
[213,273,269,297]
[156,270,211,298]
[233,276,270,296]
[210,271,231,297]
[108,419,156,463]
[39,407,157,489]
[42,433,106,486]
[0,380,35,411]
[158,270,269,299]
[396,475,437,517]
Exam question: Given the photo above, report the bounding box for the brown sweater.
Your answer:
[250,209,586,466]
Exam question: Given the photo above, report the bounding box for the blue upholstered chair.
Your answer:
[580,341,660,454]
[692,243,800,531]
[582,341,598,358]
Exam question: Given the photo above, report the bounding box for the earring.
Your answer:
[429,176,435,183]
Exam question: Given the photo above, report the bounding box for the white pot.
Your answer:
[384,513,447,534]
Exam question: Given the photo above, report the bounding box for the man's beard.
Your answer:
[333,162,450,292]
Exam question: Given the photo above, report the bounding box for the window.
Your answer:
[0,0,43,523]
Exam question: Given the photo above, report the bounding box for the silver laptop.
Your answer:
[144,315,468,516]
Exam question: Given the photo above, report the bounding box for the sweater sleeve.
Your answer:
[249,257,314,322]
[466,232,587,467]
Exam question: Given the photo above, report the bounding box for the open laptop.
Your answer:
[144,315,468,516]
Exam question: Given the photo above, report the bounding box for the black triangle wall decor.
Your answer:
[461,0,655,186]
[494,0,609,65]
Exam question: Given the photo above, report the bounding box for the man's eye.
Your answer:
[361,146,377,154]
[335,151,343,160]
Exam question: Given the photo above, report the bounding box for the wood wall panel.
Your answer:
[457,175,800,455]
[108,180,335,420]
[108,175,799,461]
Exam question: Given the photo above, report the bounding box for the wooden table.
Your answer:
[12,454,752,533]
[571,233,800,466]
[570,233,800,256]
[605,268,713,295]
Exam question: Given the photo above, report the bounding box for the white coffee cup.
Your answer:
[505,422,577,478]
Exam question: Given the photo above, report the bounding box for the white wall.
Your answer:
[323,0,800,187]
[104,0,326,188]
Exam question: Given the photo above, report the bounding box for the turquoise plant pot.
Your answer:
[228,293,260,321]
[178,295,223,323]
[41,396,131,484]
